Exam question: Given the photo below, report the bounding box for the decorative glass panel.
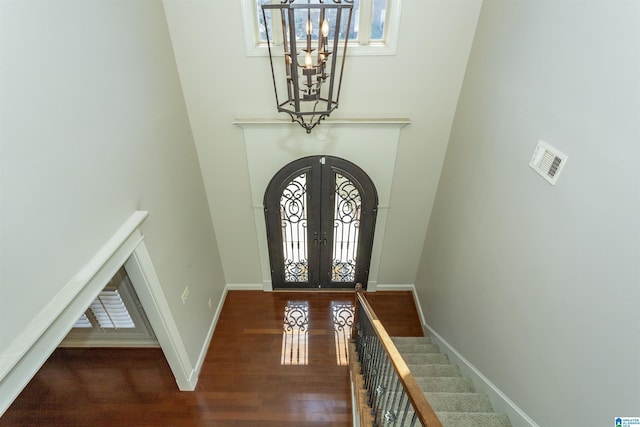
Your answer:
[332,173,361,282]
[280,173,308,282]
[281,301,309,365]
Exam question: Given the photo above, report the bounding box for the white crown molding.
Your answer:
[234,117,411,126]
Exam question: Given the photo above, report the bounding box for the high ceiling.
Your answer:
[162,0,483,287]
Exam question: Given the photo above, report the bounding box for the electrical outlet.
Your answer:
[208,298,213,309]
[181,286,190,304]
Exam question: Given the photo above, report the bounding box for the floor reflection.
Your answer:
[331,301,354,366]
[280,299,355,366]
[281,301,309,365]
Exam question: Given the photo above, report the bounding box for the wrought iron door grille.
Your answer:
[280,173,309,282]
[331,173,361,282]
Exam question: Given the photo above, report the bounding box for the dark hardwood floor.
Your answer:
[1,291,423,427]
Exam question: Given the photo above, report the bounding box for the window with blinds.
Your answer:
[62,266,157,347]
[74,288,136,329]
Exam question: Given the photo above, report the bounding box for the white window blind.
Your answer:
[64,266,157,347]
[89,289,136,329]
[73,313,93,329]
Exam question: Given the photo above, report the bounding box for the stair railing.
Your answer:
[351,285,442,427]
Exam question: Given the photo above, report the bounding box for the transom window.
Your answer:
[241,0,402,56]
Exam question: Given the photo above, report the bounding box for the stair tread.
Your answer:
[402,353,450,364]
[391,336,432,344]
[424,392,494,412]
[394,343,442,354]
[415,376,476,393]
[381,337,513,426]
[436,411,513,427]
[408,364,461,377]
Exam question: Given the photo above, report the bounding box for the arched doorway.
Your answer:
[264,155,378,289]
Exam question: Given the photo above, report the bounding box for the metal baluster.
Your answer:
[385,374,402,426]
[378,355,394,425]
[399,395,414,427]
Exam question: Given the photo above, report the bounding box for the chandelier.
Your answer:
[261,0,354,133]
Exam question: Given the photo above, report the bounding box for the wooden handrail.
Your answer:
[354,285,443,427]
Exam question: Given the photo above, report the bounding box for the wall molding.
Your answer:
[226,283,264,291]
[375,283,416,291]
[191,287,229,383]
[125,243,196,390]
[239,122,406,292]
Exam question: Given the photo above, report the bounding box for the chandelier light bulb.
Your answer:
[305,51,313,68]
[322,19,330,37]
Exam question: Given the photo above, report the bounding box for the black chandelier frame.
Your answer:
[261,0,354,133]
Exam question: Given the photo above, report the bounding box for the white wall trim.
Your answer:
[125,244,196,390]
[226,283,264,291]
[58,339,159,349]
[0,211,148,416]
[191,286,229,381]
[375,283,416,291]
[234,118,411,127]
[239,122,405,292]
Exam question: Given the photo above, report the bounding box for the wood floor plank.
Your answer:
[0,291,422,426]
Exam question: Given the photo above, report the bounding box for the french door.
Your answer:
[264,156,378,289]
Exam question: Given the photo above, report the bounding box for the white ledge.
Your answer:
[0,211,148,382]
[233,117,411,127]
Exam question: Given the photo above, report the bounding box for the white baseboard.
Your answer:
[57,339,159,348]
[375,283,416,291]
[423,324,539,427]
[192,286,228,382]
[126,244,196,390]
[226,283,264,291]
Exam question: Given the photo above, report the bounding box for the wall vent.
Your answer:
[529,140,568,185]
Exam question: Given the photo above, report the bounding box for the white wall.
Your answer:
[416,1,640,425]
[162,0,482,287]
[0,0,225,395]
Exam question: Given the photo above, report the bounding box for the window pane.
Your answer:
[280,174,308,282]
[257,0,361,42]
[257,0,271,42]
[370,0,387,40]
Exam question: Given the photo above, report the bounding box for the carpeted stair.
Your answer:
[391,337,512,427]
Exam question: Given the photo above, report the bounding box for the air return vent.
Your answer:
[529,140,568,185]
